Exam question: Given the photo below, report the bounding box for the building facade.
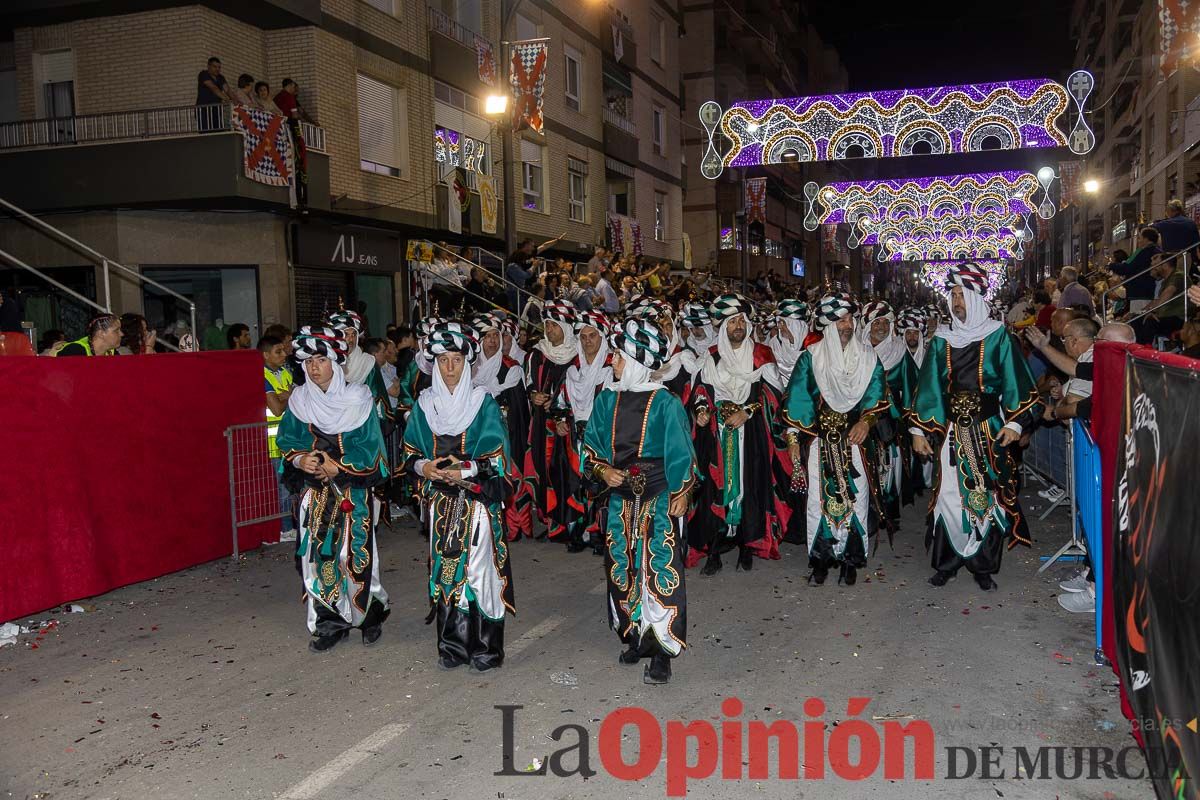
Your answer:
[1054,0,1199,277]
[0,0,686,342]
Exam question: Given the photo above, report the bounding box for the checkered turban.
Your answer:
[679,301,713,329]
[575,309,612,334]
[470,312,502,336]
[415,317,446,340]
[626,295,672,321]
[860,300,895,324]
[709,292,754,323]
[945,263,990,295]
[293,326,349,364]
[777,298,809,321]
[895,309,925,332]
[326,310,364,334]
[609,317,670,371]
[813,292,858,330]
[422,321,480,364]
[542,301,576,326]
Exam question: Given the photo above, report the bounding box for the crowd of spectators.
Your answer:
[195,56,313,125]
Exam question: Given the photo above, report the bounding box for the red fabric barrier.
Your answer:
[0,352,270,621]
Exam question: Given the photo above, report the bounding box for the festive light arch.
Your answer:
[697,72,1094,177]
[883,228,1019,262]
[804,170,1055,232]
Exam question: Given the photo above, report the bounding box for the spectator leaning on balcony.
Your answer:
[196,57,229,131]
[229,73,256,106]
[273,78,312,124]
[1152,198,1200,256]
[254,81,282,115]
[1109,227,1162,314]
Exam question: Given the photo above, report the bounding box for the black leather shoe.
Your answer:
[643,654,672,684]
[566,540,588,553]
[592,543,606,556]
[700,553,723,576]
[843,566,857,586]
[736,549,754,571]
[928,570,955,587]
[308,630,349,653]
[974,573,997,592]
[618,646,640,665]
[437,656,465,671]
[362,625,383,647]
[808,567,828,586]
[470,660,501,673]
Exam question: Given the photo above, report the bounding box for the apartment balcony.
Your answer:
[602,107,639,167]
[428,6,495,97]
[0,0,320,30]
[0,104,329,213]
[599,10,637,68]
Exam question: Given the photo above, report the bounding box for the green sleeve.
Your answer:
[580,389,616,474]
[402,401,434,463]
[991,330,1041,428]
[911,337,948,435]
[336,413,388,485]
[654,391,698,496]
[467,395,512,474]
[886,356,918,420]
[781,351,818,433]
[398,360,419,406]
[276,409,315,461]
[860,360,891,417]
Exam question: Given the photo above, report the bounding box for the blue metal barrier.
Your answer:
[1025,423,1069,489]
[1072,419,1103,657]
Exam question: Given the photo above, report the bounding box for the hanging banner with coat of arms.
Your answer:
[478,174,498,235]
[475,36,497,86]
[510,40,549,134]
[745,177,767,225]
[1058,161,1081,210]
[1159,0,1200,78]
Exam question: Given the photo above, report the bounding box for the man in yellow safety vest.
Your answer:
[261,334,296,541]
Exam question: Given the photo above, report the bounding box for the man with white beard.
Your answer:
[563,309,613,553]
[782,293,890,587]
[910,265,1039,592]
[471,313,533,540]
[860,300,917,530]
[691,293,785,574]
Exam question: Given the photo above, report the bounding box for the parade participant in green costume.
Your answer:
[401,321,516,671]
[782,293,890,587]
[860,300,918,528]
[582,317,696,685]
[277,326,390,653]
[328,310,391,426]
[910,264,1040,592]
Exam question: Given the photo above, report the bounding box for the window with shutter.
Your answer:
[568,157,588,222]
[521,141,544,212]
[357,73,405,177]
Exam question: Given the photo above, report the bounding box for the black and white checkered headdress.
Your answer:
[470,312,503,337]
[293,326,350,364]
[945,263,990,295]
[415,316,446,340]
[895,309,925,332]
[542,301,576,326]
[575,309,612,334]
[860,300,895,325]
[679,301,713,329]
[709,292,753,323]
[422,321,480,364]
[326,310,364,334]
[777,298,809,322]
[609,317,670,371]
[813,292,858,330]
[626,295,672,321]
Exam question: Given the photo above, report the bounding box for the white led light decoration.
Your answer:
[700,77,1090,178]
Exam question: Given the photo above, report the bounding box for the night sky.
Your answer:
[807,0,1075,91]
[801,0,1076,181]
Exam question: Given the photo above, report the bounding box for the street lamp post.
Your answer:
[484,93,515,260]
[1082,178,1099,273]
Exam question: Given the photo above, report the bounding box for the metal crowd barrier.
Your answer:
[1023,422,1070,520]
[224,422,288,560]
[1072,419,1105,663]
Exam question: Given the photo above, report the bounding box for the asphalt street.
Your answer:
[0,487,1145,799]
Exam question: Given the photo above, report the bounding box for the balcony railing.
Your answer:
[603,106,636,135]
[428,5,483,49]
[0,103,328,153]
